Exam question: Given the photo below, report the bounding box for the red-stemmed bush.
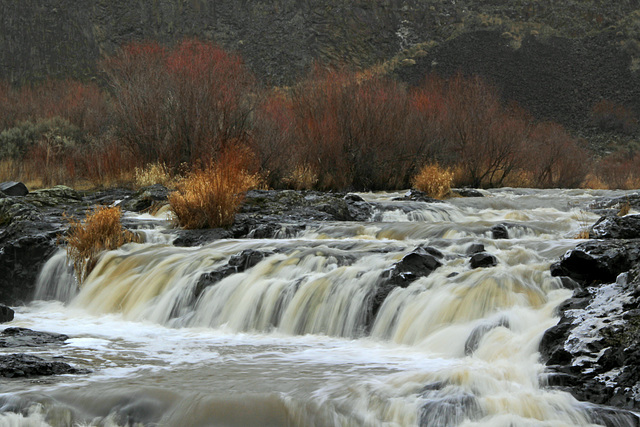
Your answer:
[102,39,255,169]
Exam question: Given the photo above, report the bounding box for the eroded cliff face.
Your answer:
[1,1,640,138]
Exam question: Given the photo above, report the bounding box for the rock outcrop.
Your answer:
[543,212,640,414]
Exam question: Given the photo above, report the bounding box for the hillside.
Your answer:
[1,0,640,149]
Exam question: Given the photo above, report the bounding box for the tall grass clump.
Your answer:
[169,145,260,229]
[411,163,453,199]
[64,206,140,284]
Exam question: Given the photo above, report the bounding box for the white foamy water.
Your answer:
[1,188,636,426]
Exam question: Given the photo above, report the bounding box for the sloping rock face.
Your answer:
[544,213,640,414]
[0,186,86,305]
[0,184,149,305]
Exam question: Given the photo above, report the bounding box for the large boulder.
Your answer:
[543,237,640,414]
[0,305,14,323]
[370,247,443,320]
[469,252,498,269]
[0,181,28,197]
[120,184,170,212]
[0,353,82,377]
[590,214,640,239]
[0,327,69,347]
[550,240,640,285]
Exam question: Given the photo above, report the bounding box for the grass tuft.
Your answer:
[169,146,260,229]
[135,162,174,187]
[411,164,453,199]
[63,206,140,284]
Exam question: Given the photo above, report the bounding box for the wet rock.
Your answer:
[550,240,640,285]
[344,193,365,202]
[464,318,509,355]
[193,249,275,299]
[469,252,497,269]
[0,353,82,378]
[542,251,640,411]
[0,327,69,347]
[490,224,509,239]
[120,184,170,212]
[453,188,484,197]
[171,228,233,247]
[558,276,581,290]
[385,247,443,287]
[0,181,28,197]
[0,305,14,323]
[370,247,443,320]
[590,193,640,211]
[392,189,441,203]
[586,406,640,427]
[465,243,485,255]
[590,214,640,239]
[419,391,483,426]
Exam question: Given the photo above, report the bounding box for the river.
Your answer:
[0,188,634,426]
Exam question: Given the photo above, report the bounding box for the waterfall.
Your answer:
[14,188,636,426]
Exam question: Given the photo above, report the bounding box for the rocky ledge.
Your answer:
[0,327,87,378]
[542,210,640,422]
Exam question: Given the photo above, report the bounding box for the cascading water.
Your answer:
[0,189,636,426]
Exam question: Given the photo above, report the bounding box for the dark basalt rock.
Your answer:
[0,327,69,348]
[590,193,640,211]
[490,224,509,239]
[171,228,234,247]
[0,353,82,378]
[590,214,640,239]
[469,252,498,269]
[370,247,443,320]
[193,249,275,299]
[550,240,640,286]
[120,184,170,212]
[453,188,484,198]
[0,181,28,197]
[464,318,509,355]
[542,240,640,413]
[0,305,14,323]
[392,189,442,203]
[384,247,443,287]
[465,243,485,255]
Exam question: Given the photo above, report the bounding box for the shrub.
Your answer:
[135,162,174,187]
[63,206,140,284]
[591,100,638,135]
[169,145,260,229]
[286,66,426,190]
[433,74,527,188]
[596,151,640,189]
[524,122,590,188]
[102,39,256,169]
[411,164,453,199]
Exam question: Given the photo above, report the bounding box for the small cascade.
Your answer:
[13,188,639,426]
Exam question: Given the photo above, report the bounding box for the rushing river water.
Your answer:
[0,188,636,426]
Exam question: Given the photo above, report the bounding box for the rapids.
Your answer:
[0,188,636,426]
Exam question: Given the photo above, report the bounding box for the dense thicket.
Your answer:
[0,39,637,191]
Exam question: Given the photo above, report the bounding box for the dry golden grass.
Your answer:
[169,147,260,229]
[63,206,141,284]
[411,163,453,199]
[134,162,174,187]
[282,163,318,190]
[618,201,631,217]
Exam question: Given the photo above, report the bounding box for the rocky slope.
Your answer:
[1,1,639,147]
